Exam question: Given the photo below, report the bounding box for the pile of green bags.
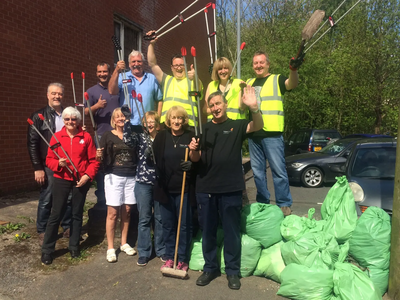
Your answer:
[349,206,391,295]
[253,241,285,283]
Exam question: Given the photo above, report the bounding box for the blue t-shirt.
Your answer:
[85,83,120,135]
[118,71,163,125]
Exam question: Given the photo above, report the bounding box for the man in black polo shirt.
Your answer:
[189,87,263,290]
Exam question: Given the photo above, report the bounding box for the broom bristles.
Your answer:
[302,9,325,41]
[161,267,188,279]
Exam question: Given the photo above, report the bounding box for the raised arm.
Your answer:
[146,31,164,84]
[109,61,125,95]
[242,85,263,133]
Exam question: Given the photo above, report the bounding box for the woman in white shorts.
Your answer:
[96,108,138,262]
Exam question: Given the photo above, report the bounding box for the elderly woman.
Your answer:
[153,106,197,272]
[41,107,99,265]
[97,107,138,263]
[204,57,247,121]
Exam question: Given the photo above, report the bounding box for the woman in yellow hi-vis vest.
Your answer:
[203,57,247,122]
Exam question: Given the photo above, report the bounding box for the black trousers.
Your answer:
[196,191,242,275]
[42,177,91,253]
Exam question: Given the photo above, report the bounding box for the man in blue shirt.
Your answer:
[109,50,163,125]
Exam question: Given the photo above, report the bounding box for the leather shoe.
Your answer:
[196,271,221,286]
[41,253,53,265]
[70,250,80,258]
[227,274,241,290]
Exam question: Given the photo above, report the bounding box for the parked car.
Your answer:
[285,129,342,156]
[343,133,393,139]
[286,138,359,188]
[344,138,396,216]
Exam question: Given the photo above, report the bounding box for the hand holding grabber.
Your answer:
[84,92,100,147]
[111,36,131,110]
[290,9,325,71]
[181,46,198,137]
[37,114,80,180]
[190,46,202,135]
[27,118,76,181]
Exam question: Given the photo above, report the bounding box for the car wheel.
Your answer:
[301,167,324,188]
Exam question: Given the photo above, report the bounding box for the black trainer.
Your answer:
[196,270,221,286]
[227,274,241,290]
[41,253,53,265]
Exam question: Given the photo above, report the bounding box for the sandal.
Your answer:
[120,244,137,256]
[106,249,117,263]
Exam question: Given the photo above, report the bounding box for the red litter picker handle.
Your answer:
[181,46,187,56]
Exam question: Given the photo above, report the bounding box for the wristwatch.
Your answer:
[250,108,260,114]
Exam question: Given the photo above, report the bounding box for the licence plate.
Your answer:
[314,146,322,152]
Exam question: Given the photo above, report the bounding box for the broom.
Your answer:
[161,147,189,279]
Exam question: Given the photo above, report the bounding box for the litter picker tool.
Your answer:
[294,10,325,61]
[222,42,246,96]
[111,36,131,110]
[204,8,214,65]
[84,92,100,147]
[70,73,77,104]
[37,114,80,180]
[181,46,198,137]
[144,2,213,40]
[27,118,76,180]
[81,72,86,126]
[190,46,202,135]
[161,147,189,280]
[304,0,362,54]
[136,93,157,165]
[212,3,217,60]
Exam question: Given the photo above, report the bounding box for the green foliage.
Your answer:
[216,0,400,135]
[0,222,25,234]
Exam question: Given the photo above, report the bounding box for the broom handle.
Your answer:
[173,147,189,269]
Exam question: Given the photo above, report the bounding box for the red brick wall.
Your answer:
[0,0,212,195]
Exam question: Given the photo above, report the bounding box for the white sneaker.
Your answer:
[120,244,137,256]
[106,249,117,263]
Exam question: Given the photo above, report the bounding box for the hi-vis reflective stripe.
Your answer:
[260,96,282,101]
[165,77,174,93]
[226,108,241,113]
[162,97,191,105]
[261,110,284,116]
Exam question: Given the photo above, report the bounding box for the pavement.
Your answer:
[0,159,388,300]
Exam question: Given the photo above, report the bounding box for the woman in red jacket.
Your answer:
[41,106,99,265]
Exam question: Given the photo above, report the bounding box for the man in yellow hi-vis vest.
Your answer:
[147,31,203,129]
[246,51,301,217]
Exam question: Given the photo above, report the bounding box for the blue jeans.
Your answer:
[135,182,165,259]
[197,192,242,275]
[37,167,72,233]
[159,193,192,263]
[248,135,292,207]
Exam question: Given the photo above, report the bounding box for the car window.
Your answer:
[319,139,356,155]
[288,132,298,145]
[313,131,341,143]
[295,131,308,143]
[351,147,396,177]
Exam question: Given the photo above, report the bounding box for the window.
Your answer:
[114,16,142,65]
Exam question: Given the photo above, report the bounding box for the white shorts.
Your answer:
[104,174,137,206]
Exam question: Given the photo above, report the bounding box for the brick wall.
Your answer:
[0,0,212,195]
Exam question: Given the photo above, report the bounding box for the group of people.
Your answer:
[27,33,301,290]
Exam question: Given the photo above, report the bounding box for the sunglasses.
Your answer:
[64,118,77,121]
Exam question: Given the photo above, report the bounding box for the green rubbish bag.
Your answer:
[280,208,325,241]
[332,242,381,300]
[349,206,391,270]
[189,240,205,271]
[367,267,389,296]
[277,263,335,300]
[220,234,262,277]
[253,241,285,283]
[281,231,340,270]
[321,176,357,244]
[241,203,283,248]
